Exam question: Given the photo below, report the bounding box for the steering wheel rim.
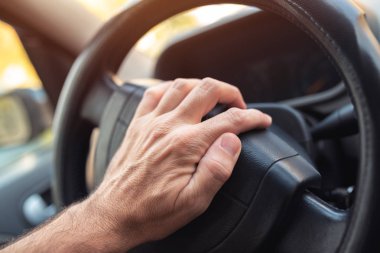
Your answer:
[53,0,380,252]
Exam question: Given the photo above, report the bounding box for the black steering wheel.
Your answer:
[53,0,380,252]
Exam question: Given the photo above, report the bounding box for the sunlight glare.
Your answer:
[1,65,29,90]
[189,4,248,25]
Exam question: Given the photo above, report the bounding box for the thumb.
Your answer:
[188,133,241,212]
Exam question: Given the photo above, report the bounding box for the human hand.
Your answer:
[83,78,272,251]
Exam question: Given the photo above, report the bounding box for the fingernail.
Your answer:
[221,134,240,156]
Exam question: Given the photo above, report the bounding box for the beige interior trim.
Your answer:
[0,0,102,54]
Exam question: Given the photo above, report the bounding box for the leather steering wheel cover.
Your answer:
[53,0,380,252]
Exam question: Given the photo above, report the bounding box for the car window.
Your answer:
[0,22,41,93]
[0,21,52,169]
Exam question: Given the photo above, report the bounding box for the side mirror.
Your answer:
[0,89,52,148]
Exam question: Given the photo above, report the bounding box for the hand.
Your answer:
[83,78,272,251]
[0,78,272,253]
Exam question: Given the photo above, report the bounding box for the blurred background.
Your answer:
[0,0,245,95]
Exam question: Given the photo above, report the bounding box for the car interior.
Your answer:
[0,0,380,252]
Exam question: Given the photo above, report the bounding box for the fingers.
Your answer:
[134,81,172,117]
[154,79,201,114]
[195,108,272,146]
[135,78,246,121]
[177,78,246,122]
[187,133,241,210]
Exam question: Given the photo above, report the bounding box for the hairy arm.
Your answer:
[1,78,272,253]
[1,202,129,253]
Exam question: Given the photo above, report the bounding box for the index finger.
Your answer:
[194,107,272,146]
[134,81,172,117]
[176,78,246,122]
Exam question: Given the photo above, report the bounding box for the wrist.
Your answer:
[2,199,135,253]
[71,198,136,253]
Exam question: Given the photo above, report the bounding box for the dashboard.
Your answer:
[154,11,342,104]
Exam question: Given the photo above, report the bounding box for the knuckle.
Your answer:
[202,77,215,84]
[172,78,188,91]
[131,115,146,126]
[170,129,191,148]
[207,157,232,183]
[143,87,160,101]
[250,109,266,122]
[226,107,246,126]
[169,128,204,157]
[150,120,170,139]
[231,85,241,96]
[200,78,218,92]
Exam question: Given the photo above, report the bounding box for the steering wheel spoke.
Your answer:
[92,79,146,186]
[80,72,152,127]
[80,73,119,126]
[275,193,348,253]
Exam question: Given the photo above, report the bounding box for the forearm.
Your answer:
[1,200,134,253]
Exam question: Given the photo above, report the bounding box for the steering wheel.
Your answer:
[53,0,380,252]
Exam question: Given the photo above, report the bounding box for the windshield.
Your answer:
[76,0,251,58]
